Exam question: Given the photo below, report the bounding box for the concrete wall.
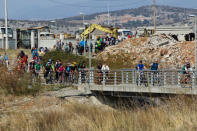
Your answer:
[136,26,193,36]
[39,39,57,49]
[0,39,16,49]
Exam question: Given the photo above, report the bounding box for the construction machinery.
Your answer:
[80,24,118,39]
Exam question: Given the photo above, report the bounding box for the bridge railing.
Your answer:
[78,69,197,88]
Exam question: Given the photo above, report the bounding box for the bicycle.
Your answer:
[181,72,192,88]
[46,71,53,84]
[152,71,161,86]
[136,71,148,87]
[97,71,103,84]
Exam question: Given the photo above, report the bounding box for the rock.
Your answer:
[97,36,194,69]
[89,96,102,106]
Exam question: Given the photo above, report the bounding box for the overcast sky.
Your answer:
[0,0,196,20]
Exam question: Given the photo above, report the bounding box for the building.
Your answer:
[0,27,16,49]
[136,26,195,41]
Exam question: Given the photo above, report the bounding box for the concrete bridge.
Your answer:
[78,69,197,97]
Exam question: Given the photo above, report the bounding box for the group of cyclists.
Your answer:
[17,49,89,84]
[44,59,85,84]
[136,60,193,86]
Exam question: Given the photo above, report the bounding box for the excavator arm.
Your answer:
[80,24,118,39]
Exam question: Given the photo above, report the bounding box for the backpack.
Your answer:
[151,63,158,70]
[182,65,186,74]
[66,66,70,72]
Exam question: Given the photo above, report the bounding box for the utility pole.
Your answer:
[195,18,197,70]
[80,12,86,55]
[88,23,91,70]
[5,0,8,50]
[153,0,156,33]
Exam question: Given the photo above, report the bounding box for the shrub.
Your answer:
[0,66,41,96]
[42,50,99,67]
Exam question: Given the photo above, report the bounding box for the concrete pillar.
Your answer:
[31,30,35,49]
[13,30,17,49]
[37,31,40,48]
[60,33,64,41]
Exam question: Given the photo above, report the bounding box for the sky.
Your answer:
[0,0,196,20]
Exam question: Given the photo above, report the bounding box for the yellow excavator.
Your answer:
[80,24,118,39]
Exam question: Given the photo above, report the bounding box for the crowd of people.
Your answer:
[94,35,116,54]
[75,35,117,55]
[47,35,118,56]
[54,40,74,53]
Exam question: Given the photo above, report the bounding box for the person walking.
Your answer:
[0,54,3,65]
[4,52,9,68]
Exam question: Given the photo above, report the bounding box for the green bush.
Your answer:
[42,51,99,67]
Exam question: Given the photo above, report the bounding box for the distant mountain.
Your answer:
[60,5,197,28]
[1,5,197,33]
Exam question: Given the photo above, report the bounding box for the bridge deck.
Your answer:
[79,69,197,96]
[89,84,197,96]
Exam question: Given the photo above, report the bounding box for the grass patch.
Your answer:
[1,96,197,131]
[0,66,41,96]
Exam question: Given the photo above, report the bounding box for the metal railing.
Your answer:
[78,69,197,88]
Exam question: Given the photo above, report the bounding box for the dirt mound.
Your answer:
[98,36,194,69]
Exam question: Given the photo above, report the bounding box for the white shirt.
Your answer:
[102,65,109,72]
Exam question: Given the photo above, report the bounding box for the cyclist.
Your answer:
[65,63,71,82]
[29,59,36,77]
[69,62,78,83]
[136,60,147,86]
[35,61,42,77]
[58,63,65,83]
[182,62,192,84]
[150,60,159,85]
[55,60,61,82]
[101,64,110,78]
[45,60,55,83]
[137,60,145,71]
[97,63,103,84]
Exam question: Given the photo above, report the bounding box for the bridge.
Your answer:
[78,69,197,97]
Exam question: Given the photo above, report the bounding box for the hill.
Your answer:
[60,5,197,28]
[0,5,197,33]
